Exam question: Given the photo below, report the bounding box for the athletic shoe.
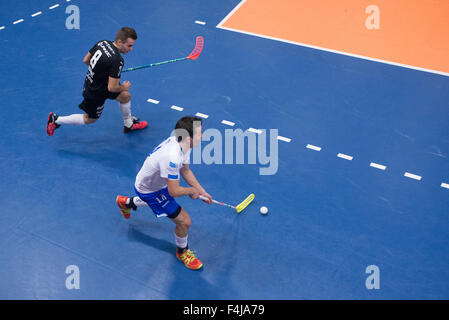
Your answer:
[47,112,60,136]
[116,195,131,219]
[176,249,203,270]
[123,116,148,133]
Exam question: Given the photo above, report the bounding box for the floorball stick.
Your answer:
[122,36,204,72]
[199,194,255,213]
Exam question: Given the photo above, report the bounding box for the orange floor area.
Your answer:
[221,0,449,74]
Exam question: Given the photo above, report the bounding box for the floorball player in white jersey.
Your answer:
[116,116,212,270]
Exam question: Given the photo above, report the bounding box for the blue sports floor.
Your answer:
[1,0,448,299]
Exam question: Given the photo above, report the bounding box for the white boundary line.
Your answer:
[49,4,60,10]
[404,172,422,181]
[337,153,353,161]
[195,20,206,25]
[13,19,24,24]
[441,183,449,189]
[195,112,209,119]
[370,162,386,171]
[221,120,235,127]
[306,144,321,152]
[277,135,291,143]
[248,128,262,134]
[216,0,247,28]
[147,98,159,104]
[31,11,42,17]
[216,0,449,78]
[171,105,183,111]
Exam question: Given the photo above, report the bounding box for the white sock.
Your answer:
[55,114,85,125]
[119,101,133,128]
[175,233,188,249]
[129,196,148,207]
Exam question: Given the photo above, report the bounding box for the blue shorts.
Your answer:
[134,187,182,219]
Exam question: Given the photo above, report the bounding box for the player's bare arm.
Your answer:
[108,77,130,93]
[83,52,92,65]
[166,178,200,198]
[180,164,212,203]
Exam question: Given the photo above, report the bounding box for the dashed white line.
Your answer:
[248,128,262,134]
[370,162,387,171]
[147,98,159,104]
[195,20,206,25]
[13,19,24,25]
[306,144,321,151]
[277,136,291,143]
[0,26,5,30]
[49,4,60,10]
[195,112,209,119]
[31,11,42,17]
[140,96,445,189]
[171,105,184,111]
[337,153,353,161]
[221,120,235,127]
[404,172,422,181]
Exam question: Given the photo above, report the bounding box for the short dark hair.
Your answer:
[175,116,202,142]
[115,27,137,42]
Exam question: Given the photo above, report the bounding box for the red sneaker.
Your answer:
[47,112,60,136]
[123,117,148,133]
[176,249,203,270]
[116,195,131,219]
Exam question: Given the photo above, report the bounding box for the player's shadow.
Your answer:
[124,213,242,298]
[126,223,175,255]
[165,213,243,299]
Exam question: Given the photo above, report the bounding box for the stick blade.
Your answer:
[187,36,204,60]
[236,193,255,213]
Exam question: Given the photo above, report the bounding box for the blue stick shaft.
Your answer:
[122,57,187,72]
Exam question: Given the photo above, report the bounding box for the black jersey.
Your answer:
[83,40,124,98]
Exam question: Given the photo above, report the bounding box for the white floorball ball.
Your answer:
[260,206,268,215]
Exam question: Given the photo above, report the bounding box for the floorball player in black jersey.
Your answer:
[47,27,147,135]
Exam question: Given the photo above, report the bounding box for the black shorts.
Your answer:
[79,91,120,119]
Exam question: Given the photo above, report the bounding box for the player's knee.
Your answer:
[179,210,191,229]
[184,216,191,229]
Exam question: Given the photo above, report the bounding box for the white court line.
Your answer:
[221,120,235,127]
[337,153,353,161]
[277,136,291,143]
[171,105,183,111]
[441,183,449,189]
[248,128,262,134]
[0,26,5,30]
[195,21,206,25]
[49,4,60,10]
[217,0,247,28]
[195,112,209,119]
[13,19,24,24]
[147,98,159,104]
[404,172,422,181]
[216,0,449,78]
[31,11,42,17]
[306,144,321,151]
[370,162,386,170]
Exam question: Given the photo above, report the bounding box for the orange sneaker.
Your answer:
[116,195,131,219]
[176,249,203,270]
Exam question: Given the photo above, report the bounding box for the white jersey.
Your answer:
[134,136,191,194]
